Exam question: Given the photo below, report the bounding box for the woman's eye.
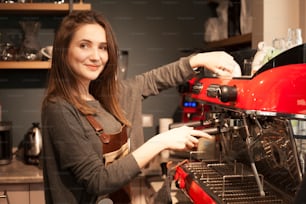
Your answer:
[99,45,108,51]
[80,43,89,49]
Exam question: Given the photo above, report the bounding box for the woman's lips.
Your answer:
[86,64,100,71]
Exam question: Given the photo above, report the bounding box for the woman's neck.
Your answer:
[78,83,95,101]
[80,93,95,101]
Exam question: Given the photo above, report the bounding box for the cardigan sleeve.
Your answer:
[118,56,196,151]
[121,55,195,99]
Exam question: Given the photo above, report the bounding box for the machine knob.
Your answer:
[192,82,203,94]
[207,84,237,103]
[219,85,237,103]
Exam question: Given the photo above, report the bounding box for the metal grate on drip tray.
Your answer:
[185,161,287,203]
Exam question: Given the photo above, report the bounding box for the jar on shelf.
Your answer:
[19,21,41,61]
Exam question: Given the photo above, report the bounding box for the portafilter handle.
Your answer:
[169,121,202,129]
[169,121,219,135]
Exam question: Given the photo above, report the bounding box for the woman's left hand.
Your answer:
[189,51,241,77]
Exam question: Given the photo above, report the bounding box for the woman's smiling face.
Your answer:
[68,23,109,86]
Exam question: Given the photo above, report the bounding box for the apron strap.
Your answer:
[85,115,128,154]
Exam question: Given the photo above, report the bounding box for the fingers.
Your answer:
[216,60,235,75]
[185,140,196,150]
[215,67,233,77]
[213,52,240,77]
[184,128,214,150]
[218,61,235,73]
[190,52,235,70]
[166,126,214,151]
[190,129,214,140]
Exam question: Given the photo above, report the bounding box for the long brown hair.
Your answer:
[42,10,130,126]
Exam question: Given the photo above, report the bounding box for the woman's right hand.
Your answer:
[151,126,213,151]
[132,126,213,168]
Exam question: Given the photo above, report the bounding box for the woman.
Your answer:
[41,10,239,204]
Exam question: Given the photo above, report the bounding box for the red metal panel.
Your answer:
[191,64,306,115]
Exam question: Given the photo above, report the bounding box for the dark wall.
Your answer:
[0,0,214,146]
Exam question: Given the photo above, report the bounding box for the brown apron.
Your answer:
[86,115,131,204]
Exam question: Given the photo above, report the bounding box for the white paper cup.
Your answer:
[159,118,173,133]
[159,118,173,161]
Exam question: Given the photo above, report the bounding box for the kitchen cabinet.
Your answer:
[0,183,44,204]
[0,156,44,204]
[29,183,44,204]
[0,2,91,69]
[0,184,29,204]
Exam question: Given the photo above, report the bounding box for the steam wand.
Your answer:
[242,114,266,197]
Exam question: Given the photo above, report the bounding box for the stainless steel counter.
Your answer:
[0,157,43,184]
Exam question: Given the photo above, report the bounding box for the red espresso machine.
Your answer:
[174,44,306,204]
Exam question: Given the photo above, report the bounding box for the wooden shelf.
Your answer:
[205,33,252,50]
[0,2,91,69]
[0,61,51,69]
[0,3,91,14]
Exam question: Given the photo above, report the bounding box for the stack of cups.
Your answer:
[159,118,173,162]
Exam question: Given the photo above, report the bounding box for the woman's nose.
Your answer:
[90,48,100,60]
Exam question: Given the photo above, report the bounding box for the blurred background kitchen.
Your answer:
[0,0,306,203]
[1,0,305,148]
[0,0,220,147]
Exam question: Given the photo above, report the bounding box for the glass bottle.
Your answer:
[19,21,41,61]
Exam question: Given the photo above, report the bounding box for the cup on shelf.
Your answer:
[40,45,53,60]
